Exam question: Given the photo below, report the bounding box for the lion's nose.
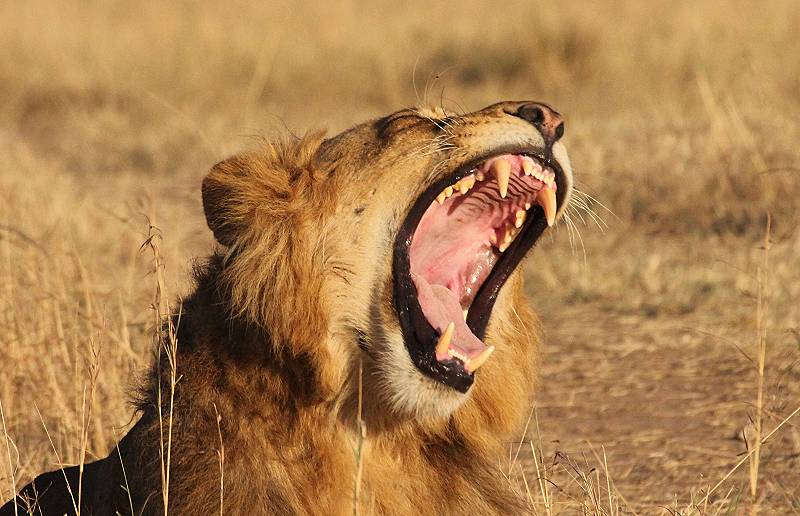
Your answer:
[515,103,565,144]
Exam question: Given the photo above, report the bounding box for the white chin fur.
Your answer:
[374,331,469,420]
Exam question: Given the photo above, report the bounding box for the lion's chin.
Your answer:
[377,333,469,419]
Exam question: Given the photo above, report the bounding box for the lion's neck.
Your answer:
[126,264,528,514]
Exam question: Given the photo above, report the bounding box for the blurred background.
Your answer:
[1,0,798,512]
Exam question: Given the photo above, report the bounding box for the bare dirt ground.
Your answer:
[1,0,799,513]
[534,289,800,512]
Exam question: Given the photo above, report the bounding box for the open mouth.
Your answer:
[393,150,567,392]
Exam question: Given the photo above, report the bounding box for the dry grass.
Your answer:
[1,0,799,513]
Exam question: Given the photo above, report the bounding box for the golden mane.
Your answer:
[202,131,343,393]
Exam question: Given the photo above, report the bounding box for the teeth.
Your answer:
[436,191,446,204]
[538,187,557,227]
[491,159,511,198]
[476,171,485,181]
[521,157,534,176]
[435,322,455,358]
[498,222,517,252]
[444,186,454,198]
[515,209,526,229]
[455,174,476,194]
[449,349,469,362]
[466,346,495,373]
[462,309,468,321]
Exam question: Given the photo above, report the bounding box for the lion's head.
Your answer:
[202,101,572,421]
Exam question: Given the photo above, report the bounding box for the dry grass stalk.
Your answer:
[141,215,181,516]
[1,401,19,516]
[748,214,771,500]
[353,359,367,516]
[213,403,225,516]
[76,337,101,513]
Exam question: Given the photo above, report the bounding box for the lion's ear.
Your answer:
[202,155,249,247]
[201,134,328,248]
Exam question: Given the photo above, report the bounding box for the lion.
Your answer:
[2,101,572,515]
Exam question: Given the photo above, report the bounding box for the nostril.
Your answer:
[517,104,545,126]
[512,102,565,143]
[555,121,565,140]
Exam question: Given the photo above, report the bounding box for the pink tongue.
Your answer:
[411,272,486,358]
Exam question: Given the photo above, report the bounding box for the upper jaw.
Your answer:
[392,144,571,393]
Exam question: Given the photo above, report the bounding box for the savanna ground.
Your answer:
[1,1,799,513]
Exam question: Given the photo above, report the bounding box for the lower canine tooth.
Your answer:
[466,346,495,373]
[538,187,557,227]
[491,159,511,198]
[435,322,455,358]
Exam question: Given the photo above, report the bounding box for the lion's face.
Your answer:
[314,101,573,418]
[202,101,572,421]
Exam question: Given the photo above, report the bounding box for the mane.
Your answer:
[201,131,342,393]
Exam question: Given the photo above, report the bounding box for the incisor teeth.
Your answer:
[444,186,454,198]
[521,157,534,176]
[538,187,557,227]
[435,322,455,358]
[456,174,476,194]
[491,159,511,198]
[466,346,495,373]
[462,309,468,321]
[515,209,526,228]
[436,191,446,204]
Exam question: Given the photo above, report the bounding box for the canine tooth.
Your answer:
[538,187,557,227]
[436,191,446,204]
[491,159,511,198]
[521,157,534,176]
[435,322,455,358]
[525,202,531,210]
[466,346,495,373]
[515,209,526,228]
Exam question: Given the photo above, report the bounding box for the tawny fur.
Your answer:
[3,101,572,515]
